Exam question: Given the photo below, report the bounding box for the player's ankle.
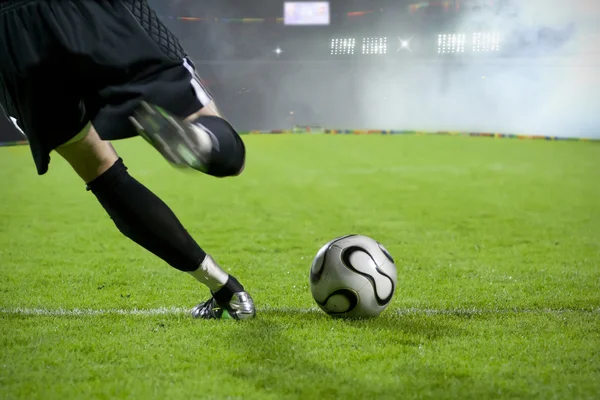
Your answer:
[212,275,245,306]
[187,254,229,291]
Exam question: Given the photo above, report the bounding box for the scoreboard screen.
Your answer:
[284,2,330,26]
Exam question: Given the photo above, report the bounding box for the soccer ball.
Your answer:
[309,235,398,318]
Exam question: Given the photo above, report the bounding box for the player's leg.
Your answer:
[55,125,255,320]
[60,0,252,317]
[54,125,118,182]
[184,100,244,175]
[0,0,254,320]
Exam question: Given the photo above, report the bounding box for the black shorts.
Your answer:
[0,0,212,175]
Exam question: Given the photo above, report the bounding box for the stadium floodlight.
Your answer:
[437,33,466,54]
[473,32,501,52]
[362,37,387,55]
[330,38,356,55]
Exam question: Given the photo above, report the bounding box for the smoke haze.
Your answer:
[161,0,600,137]
[358,0,600,137]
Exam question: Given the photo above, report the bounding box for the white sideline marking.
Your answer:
[0,307,189,316]
[0,307,597,317]
[395,307,599,316]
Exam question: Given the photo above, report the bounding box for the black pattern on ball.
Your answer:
[315,288,359,316]
[378,242,395,264]
[310,234,356,284]
[340,246,395,306]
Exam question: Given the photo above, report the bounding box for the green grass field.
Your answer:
[1,134,599,399]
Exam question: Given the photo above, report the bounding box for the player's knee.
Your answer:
[193,116,246,178]
[55,125,119,183]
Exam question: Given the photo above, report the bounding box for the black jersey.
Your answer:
[0,0,212,175]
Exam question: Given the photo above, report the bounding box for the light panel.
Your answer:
[437,34,466,54]
[330,38,356,55]
[473,32,501,52]
[362,37,387,55]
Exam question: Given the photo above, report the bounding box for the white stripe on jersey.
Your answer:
[182,57,212,106]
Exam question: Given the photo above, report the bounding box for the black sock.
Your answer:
[87,158,206,272]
